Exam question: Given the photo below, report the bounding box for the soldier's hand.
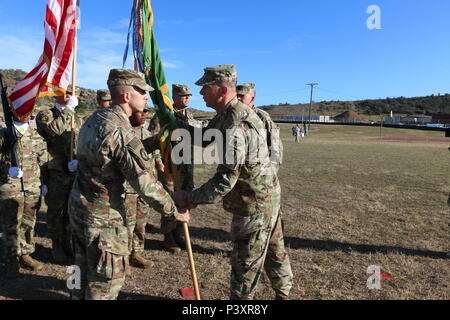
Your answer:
[157,163,165,172]
[68,159,78,172]
[41,185,48,197]
[176,208,190,223]
[66,95,78,109]
[8,167,23,179]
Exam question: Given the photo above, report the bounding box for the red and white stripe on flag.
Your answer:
[8,0,78,120]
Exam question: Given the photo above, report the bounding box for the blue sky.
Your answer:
[0,0,449,111]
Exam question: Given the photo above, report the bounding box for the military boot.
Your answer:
[5,257,20,279]
[51,238,68,264]
[162,232,181,254]
[19,255,44,271]
[129,251,154,269]
[173,224,187,250]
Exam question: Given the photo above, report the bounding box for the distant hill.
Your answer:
[259,94,450,119]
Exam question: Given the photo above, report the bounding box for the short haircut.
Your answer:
[109,85,133,101]
[216,78,237,91]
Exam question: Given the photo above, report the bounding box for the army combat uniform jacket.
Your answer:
[68,104,180,300]
[254,108,283,174]
[70,104,179,233]
[124,125,163,253]
[186,98,293,300]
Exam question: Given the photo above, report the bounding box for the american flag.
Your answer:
[9,0,79,120]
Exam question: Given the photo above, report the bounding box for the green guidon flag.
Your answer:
[124,0,181,185]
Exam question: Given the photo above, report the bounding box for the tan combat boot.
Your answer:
[5,257,20,279]
[129,251,154,269]
[163,232,181,254]
[19,255,44,271]
[51,238,68,264]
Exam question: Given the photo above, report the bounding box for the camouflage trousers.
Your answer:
[70,224,130,300]
[230,208,293,300]
[125,193,150,253]
[0,192,40,259]
[45,169,75,246]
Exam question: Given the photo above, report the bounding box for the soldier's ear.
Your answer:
[219,85,228,97]
[123,91,132,103]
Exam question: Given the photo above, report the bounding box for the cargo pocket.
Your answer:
[230,213,265,241]
[95,229,130,280]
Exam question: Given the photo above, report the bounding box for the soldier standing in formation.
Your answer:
[159,84,201,254]
[36,86,80,264]
[68,69,189,300]
[237,82,283,172]
[173,64,293,300]
[96,89,112,109]
[0,113,47,278]
[125,105,163,269]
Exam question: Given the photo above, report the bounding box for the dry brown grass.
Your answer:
[0,124,449,300]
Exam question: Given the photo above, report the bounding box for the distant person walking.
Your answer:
[292,124,301,142]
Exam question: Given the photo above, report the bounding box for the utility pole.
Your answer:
[307,83,318,135]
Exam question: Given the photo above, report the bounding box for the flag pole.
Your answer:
[70,11,79,161]
[182,222,201,300]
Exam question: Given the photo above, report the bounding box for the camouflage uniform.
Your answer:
[36,104,80,258]
[155,84,202,251]
[124,124,163,254]
[186,65,293,300]
[237,83,283,173]
[68,69,180,300]
[0,125,47,265]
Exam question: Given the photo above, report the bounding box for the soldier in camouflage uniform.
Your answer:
[158,84,203,254]
[237,83,283,173]
[125,106,165,269]
[68,69,189,300]
[174,65,293,300]
[36,86,80,264]
[97,89,112,109]
[0,113,47,278]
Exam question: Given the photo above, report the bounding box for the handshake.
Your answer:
[173,190,196,224]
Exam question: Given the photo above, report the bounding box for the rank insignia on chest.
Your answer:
[140,148,149,161]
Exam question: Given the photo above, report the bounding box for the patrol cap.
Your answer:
[195,64,237,86]
[172,84,192,96]
[143,105,151,112]
[107,68,154,92]
[97,89,111,101]
[236,82,255,95]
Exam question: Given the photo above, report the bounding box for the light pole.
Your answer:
[307,83,318,135]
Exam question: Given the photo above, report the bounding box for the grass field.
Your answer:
[0,124,448,300]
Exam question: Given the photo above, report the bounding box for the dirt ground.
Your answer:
[0,124,449,300]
